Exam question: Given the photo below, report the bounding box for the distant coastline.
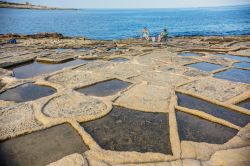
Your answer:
[0,1,77,10]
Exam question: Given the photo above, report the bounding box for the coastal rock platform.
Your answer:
[0,35,250,166]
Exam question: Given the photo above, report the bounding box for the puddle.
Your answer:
[179,52,203,57]
[0,83,56,103]
[177,93,250,127]
[214,54,250,62]
[55,48,72,53]
[75,47,94,51]
[176,111,238,144]
[187,62,224,72]
[8,59,87,79]
[233,62,250,69]
[237,99,250,110]
[81,106,172,154]
[110,58,129,62]
[108,47,127,52]
[214,68,250,84]
[0,124,88,166]
[76,79,131,97]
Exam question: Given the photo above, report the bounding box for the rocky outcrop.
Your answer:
[0,32,64,39]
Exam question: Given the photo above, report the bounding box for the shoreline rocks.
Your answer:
[0,1,76,10]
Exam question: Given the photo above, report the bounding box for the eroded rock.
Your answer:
[203,146,250,166]
[47,70,110,88]
[42,93,110,121]
[0,103,43,140]
[130,71,190,87]
[178,78,250,102]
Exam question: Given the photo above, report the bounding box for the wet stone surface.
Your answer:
[186,62,225,72]
[75,47,94,51]
[108,47,128,52]
[55,48,72,53]
[237,99,250,110]
[233,62,250,69]
[214,68,250,84]
[0,123,88,166]
[110,58,129,62]
[179,52,203,57]
[0,83,56,103]
[81,106,172,154]
[176,111,238,144]
[8,59,87,79]
[214,54,250,62]
[177,93,250,127]
[76,79,131,97]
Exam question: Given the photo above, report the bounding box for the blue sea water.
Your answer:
[0,5,250,40]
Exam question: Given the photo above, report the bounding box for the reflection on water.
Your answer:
[81,106,172,154]
[187,62,224,72]
[214,68,250,84]
[233,62,250,69]
[110,58,129,62]
[237,99,250,110]
[76,79,131,97]
[177,93,250,127]
[8,59,87,79]
[179,52,203,57]
[0,83,56,102]
[176,111,238,144]
[0,124,88,166]
[214,54,250,62]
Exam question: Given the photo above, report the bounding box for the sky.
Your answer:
[5,0,250,8]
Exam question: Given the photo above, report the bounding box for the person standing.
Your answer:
[141,27,150,41]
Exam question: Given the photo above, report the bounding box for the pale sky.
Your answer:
[5,0,250,8]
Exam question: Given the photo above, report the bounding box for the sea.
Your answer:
[0,5,250,40]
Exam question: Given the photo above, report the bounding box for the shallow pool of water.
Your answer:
[110,58,129,62]
[177,93,250,127]
[75,47,94,51]
[76,79,131,97]
[233,62,250,69]
[55,48,71,53]
[237,99,250,110]
[214,68,250,84]
[176,111,238,144]
[107,47,128,52]
[81,106,172,154]
[179,52,203,57]
[0,124,88,166]
[214,54,250,62]
[187,62,224,72]
[8,59,87,79]
[0,83,56,103]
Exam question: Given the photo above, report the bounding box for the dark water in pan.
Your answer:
[0,83,56,102]
[81,106,172,154]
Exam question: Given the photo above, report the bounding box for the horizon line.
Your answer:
[2,1,250,9]
[72,4,250,10]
